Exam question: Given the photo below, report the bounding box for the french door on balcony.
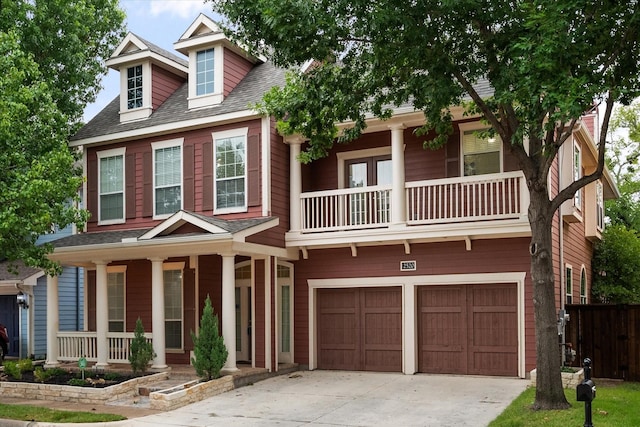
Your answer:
[346,156,392,226]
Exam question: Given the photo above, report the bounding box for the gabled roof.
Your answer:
[71,61,286,144]
[106,32,188,73]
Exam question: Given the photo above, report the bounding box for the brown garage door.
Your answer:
[317,287,402,372]
[418,284,518,376]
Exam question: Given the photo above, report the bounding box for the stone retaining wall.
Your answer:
[0,372,169,405]
[150,375,234,411]
[529,368,584,389]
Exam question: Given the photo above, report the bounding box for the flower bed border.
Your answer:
[0,371,169,405]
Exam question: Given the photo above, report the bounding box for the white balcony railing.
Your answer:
[57,331,153,363]
[300,185,392,232]
[299,172,526,233]
[406,171,526,225]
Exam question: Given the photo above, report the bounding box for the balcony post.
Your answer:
[288,137,304,232]
[221,253,238,372]
[94,260,110,369]
[45,275,60,368]
[149,257,168,370]
[390,124,407,226]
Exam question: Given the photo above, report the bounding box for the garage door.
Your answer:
[317,287,402,372]
[418,284,517,376]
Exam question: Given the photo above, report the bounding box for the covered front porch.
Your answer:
[46,211,297,373]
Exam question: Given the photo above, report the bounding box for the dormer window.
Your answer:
[196,48,214,95]
[126,65,143,109]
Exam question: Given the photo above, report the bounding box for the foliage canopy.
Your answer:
[0,0,125,274]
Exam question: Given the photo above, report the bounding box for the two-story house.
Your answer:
[47,14,617,378]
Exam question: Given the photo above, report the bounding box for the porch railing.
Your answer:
[57,331,153,363]
[299,172,527,233]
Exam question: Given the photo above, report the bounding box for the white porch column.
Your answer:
[221,254,238,372]
[45,275,59,368]
[390,124,407,226]
[94,261,110,369]
[150,257,168,370]
[288,138,303,233]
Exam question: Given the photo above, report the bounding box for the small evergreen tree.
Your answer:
[129,317,155,374]
[191,295,228,381]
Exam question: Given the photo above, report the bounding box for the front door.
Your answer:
[235,265,252,363]
[0,295,20,357]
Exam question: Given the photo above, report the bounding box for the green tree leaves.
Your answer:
[0,1,125,274]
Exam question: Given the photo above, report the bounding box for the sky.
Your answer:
[83,0,218,122]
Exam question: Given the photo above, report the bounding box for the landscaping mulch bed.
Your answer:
[0,369,143,388]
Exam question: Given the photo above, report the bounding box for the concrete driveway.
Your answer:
[123,370,528,427]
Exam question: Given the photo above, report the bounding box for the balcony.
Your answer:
[287,171,530,249]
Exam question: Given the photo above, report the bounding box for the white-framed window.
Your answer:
[596,180,604,230]
[163,263,184,350]
[98,147,125,224]
[573,142,582,210]
[565,264,573,304]
[459,123,502,176]
[196,48,215,96]
[277,263,293,361]
[580,266,587,304]
[152,139,183,218]
[213,128,248,213]
[107,266,126,333]
[126,65,143,109]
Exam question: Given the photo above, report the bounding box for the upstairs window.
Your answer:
[98,148,125,224]
[152,140,183,218]
[462,128,502,176]
[196,48,215,96]
[573,143,582,210]
[214,129,247,213]
[580,267,587,304]
[566,265,573,304]
[126,65,143,109]
[596,180,604,230]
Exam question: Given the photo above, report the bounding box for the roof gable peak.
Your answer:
[178,13,222,42]
[111,32,148,58]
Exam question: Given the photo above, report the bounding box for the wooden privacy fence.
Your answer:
[565,304,640,381]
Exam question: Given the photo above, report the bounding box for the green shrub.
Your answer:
[16,359,33,373]
[3,361,22,380]
[128,317,155,374]
[103,372,121,381]
[67,378,87,386]
[191,295,228,381]
[33,367,52,383]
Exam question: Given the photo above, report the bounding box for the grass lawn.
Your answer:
[490,381,640,427]
[0,403,126,423]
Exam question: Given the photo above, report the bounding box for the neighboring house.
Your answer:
[0,226,83,360]
[47,14,617,377]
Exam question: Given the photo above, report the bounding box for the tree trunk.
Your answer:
[529,187,570,410]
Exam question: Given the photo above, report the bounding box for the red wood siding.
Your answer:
[85,119,265,232]
[223,48,253,97]
[293,238,535,372]
[151,65,185,110]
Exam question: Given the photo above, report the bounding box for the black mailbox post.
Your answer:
[576,358,596,427]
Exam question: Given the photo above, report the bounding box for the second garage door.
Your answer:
[418,284,518,376]
[317,287,402,372]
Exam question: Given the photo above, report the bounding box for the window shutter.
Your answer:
[183,144,194,211]
[446,134,460,178]
[87,270,96,331]
[247,134,261,207]
[143,151,153,217]
[202,141,214,211]
[125,153,136,219]
[87,155,98,223]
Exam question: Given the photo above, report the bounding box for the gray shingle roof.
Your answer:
[51,214,276,249]
[134,33,188,68]
[0,260,42,281]
[72,61,286,141]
